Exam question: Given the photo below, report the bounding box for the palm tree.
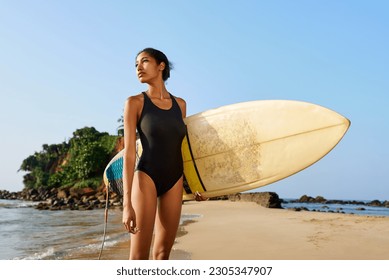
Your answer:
[117,115,124,136]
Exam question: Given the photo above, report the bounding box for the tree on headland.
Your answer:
[19,127,119,190]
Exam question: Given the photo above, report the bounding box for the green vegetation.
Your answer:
[19,127,119,190]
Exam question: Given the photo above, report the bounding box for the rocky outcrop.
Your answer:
[227,192,282,208]
[298,195,326,203]
[0,187,121,211]
[0,189,22,200]
[294,195,389,208]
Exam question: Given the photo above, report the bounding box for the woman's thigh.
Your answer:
[130,171,158,259]
[153,177,183,259]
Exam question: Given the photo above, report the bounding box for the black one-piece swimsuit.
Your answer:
[135,92,186,197]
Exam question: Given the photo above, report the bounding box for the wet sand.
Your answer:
[95,224,192,260]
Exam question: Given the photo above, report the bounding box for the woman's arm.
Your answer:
[122,95,141,233]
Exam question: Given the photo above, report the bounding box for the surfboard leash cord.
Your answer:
[98,184,110,260]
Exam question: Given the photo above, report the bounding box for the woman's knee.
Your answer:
[152,246,171,260]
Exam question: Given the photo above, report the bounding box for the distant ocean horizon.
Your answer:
[1,198,389,260]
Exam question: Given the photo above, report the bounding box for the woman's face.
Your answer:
[135,52,164,83]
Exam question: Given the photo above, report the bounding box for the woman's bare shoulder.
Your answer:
[124,93,145,118]
[125,93,144,107]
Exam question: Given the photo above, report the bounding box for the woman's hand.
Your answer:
[194,191,209,201]
[122,205,139,234]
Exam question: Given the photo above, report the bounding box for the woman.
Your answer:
[122,48,187,260]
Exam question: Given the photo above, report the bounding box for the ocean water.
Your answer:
[0,199,197,260]
[0,199,123,260]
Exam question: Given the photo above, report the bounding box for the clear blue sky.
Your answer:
[1,0,388,200]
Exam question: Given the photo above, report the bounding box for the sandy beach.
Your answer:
[172,200,389,260]
[101,200,389,260]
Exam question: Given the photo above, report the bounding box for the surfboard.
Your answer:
[103,100,350,200]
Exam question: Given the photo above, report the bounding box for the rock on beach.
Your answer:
[0,187,121,211]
